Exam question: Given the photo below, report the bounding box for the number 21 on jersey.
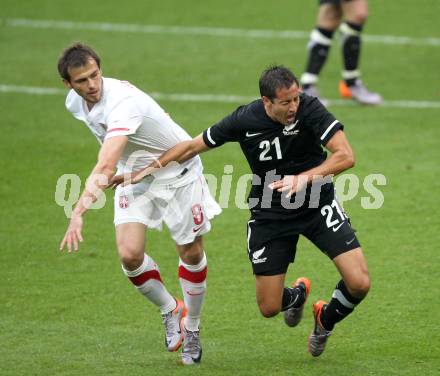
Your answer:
[259,137,282,161]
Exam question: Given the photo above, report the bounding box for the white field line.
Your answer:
[1,84,440,109]
[3,18,440,47]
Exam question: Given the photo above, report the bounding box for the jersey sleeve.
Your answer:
[104,98,143,140]
[202,110,241,148]
[306,98,344,145]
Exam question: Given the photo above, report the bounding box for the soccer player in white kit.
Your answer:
[57,43,220,365]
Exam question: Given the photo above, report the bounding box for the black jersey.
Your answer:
[202,93,344,219]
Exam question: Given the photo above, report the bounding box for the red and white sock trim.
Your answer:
[122,254,162,286]
[178,253,207,282]
[122,254,176,313]
[178,252,207,331]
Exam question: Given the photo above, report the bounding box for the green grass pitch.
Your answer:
[1,0,439,375]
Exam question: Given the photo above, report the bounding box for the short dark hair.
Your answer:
[57,43,101,82]
[259,65,299,100]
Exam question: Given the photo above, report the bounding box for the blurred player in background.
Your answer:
[58,43,220,365]
[300,0,382,105]
[113,65,371,357]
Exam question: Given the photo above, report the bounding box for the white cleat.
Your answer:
[162,299,186,352]
[302,85,329,107]
[339,79,383,105]
[180,320,202,365]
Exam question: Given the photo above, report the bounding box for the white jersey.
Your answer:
[65,77,202,187]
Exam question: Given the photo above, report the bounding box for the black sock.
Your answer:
[281,284,306,311]
[320,280,363,331]
[303,27,334,79]
[341,22,363,86]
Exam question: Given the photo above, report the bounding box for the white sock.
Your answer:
[122,254,176,314]
[178,252,207,331]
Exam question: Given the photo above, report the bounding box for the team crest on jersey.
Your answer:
[119,195,129,209]
[283,120,300,136]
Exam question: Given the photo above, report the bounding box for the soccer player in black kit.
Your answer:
[112,66,370,357]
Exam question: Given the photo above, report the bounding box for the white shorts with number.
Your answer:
[114,176,221,245]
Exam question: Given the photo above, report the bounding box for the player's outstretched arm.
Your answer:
[156,133,210,166]
[306,130,355,177]
[110,134,210,187]
[60,136,128,252]
[270,130,355,197]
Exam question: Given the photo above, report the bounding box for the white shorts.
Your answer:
[114,176,221,245]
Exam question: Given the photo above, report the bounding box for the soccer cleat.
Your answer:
[339,79,383,105]
[284,277,311,327]
[162,299,187,352]
[308,300,332,357]
[302,85,329,107]
[180,319,202,365]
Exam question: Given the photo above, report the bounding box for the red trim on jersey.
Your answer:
[129,270,162,286]
[178,265,207,283]
[107,127,131,133]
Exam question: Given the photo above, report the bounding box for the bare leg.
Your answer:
[255,274,286,318]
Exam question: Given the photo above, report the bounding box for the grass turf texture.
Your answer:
[1,0,439,375]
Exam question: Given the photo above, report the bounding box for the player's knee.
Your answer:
[182,249,204,265]
[318,5,343,29]
[177,237,204,265]
[348,273,371,298]
[351,9,368,25]
[258,302,281,318]
[118,244,144,270]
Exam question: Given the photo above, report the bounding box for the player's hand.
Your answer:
[107,172,137,189]
[269,175,308,198]
[130,169,151,184]
[59,214,84,252]
[108,166,160,189]
[108,174,126,189]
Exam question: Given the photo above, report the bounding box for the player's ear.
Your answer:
[62,79,72,89]
[261,96,271,106]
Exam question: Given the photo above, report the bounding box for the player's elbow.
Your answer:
[346,152,355,169]
[341,149,355,169]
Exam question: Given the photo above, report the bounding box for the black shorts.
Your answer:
[246,198,360,276]
[319,0,353,5]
